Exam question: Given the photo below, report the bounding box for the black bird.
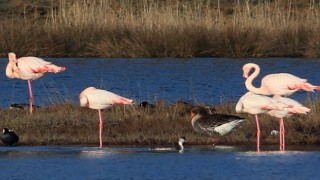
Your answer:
[1,128,19,146]
[139,101,156,109]
[10,103,41,110]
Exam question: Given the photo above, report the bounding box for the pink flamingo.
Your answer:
[242,63,320,99]
[79,87,133,148]
[266,97,310,151]
[5,52,66,114]
[236,92,310,151]
[236,92,290,152]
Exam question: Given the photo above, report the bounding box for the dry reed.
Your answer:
[1,0,320,57]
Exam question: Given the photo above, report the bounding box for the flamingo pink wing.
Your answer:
[83,89,132,110]
[262,73,310,95]
[17,57,51,73]
[18,57,65,73]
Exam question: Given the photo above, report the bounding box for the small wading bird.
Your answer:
[190,106,244,142]
[150,137,187,153]
[1,128,19,146]
[79,87,133,148]
[6,52,66,114]
[242,63,320,99]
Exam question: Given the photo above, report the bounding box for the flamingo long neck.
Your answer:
[245,64,270,95]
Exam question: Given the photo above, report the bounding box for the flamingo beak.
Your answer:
[243,72,248,78]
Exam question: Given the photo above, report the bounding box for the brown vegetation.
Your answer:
[1,0,320,58]
[1,99,320,147]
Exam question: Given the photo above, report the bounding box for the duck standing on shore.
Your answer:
[1,128,19,146]
[190,106,244,137]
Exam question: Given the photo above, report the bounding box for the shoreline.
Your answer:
[5,143,320,151]
[1,102,320,147]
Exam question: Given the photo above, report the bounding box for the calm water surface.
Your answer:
[1,58,320,108]
[1,145,320,180]
[2,58,320,179]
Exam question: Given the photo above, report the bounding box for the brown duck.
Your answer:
[190,106,245,136]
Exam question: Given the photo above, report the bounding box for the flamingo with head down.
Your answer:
[6,52,66,114]
[236,92,288,152]
[242,63,320,99]
[266,97,310,151]
[236,92,310,151]
[79,87,133,148]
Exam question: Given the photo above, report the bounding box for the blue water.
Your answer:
[1,146,320,179]
[2,58,320,179]
[1,58,320,108]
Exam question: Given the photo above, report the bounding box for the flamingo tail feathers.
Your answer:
[287,106,311,114]
[113,97,133,105]
[46,65,66,73]
[288,83,320,92]
[32,65,66,73]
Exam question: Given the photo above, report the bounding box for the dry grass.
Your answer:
[1,0,320,57]
[1,99,320,147]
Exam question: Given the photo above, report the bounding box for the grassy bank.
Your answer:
[1,0,320,58]
[1,100,320,147]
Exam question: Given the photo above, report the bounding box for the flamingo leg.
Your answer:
[279,119,282,151]
[27,80,33,114]
[280,119,283,151]
[282,119,285,151]
[98,109,103,148]
[279,118,283,151]
[255,115,260,152]
[279,118,285,151]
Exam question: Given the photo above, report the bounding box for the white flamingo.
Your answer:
[79,87,133,148]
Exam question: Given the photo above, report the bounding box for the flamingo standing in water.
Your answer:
[266,97,310,151]
[236,92,289,152]
[242,63,316,151]
[79,87,133,148]
[6,52,66,114]
[236,92,310,151]
[242,63,320,99]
